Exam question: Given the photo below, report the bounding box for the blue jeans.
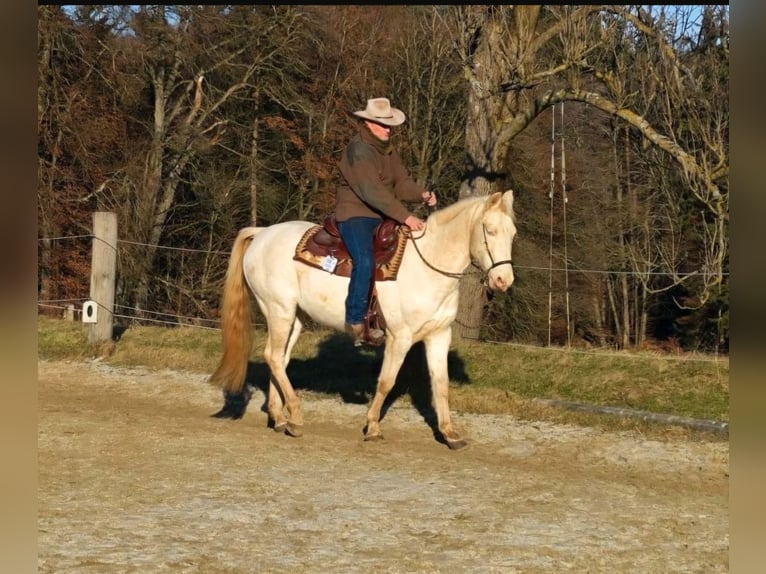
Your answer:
[338,216,380,324]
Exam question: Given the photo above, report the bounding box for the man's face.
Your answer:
[365,120,392,141]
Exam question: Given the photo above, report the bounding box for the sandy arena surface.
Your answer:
[38,359,729,573]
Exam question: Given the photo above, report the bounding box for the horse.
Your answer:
[209,190,516,449]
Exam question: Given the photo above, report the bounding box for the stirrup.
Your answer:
[365,327,385,346]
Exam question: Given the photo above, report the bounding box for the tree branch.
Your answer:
[498,88,723,210]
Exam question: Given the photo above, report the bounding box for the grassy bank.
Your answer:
[37,316,728,439]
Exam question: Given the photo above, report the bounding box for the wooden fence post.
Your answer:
[88,212,118,346]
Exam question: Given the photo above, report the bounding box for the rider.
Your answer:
[335,97,437,346]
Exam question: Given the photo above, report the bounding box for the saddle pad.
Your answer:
[293,225,408,281]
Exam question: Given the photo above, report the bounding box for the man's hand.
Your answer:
[421,191,437,207]
[404,214,426,231]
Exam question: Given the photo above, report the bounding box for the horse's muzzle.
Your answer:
[486,260,513,292]
[488,274,512,292]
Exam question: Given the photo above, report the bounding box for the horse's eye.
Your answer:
[485,227,497,236]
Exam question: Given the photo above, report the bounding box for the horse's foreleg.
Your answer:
[263,315,304,437]
[424,328,467,450]
[267,378,287,432]
[365,336,410,441]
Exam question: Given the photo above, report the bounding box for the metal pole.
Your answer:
[560,103,571,348]
[547,105,556,346]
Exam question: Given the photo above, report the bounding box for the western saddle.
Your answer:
[293,215,409,345]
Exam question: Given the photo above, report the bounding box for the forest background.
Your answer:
[37,5,729,353]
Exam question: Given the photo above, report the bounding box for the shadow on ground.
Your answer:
[236,332,471,440]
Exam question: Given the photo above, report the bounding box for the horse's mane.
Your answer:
[426,195,483,227]
[427,192,515,227]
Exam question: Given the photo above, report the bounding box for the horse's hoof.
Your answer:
[445,437,468,450]
[273,421,287,433]
[213,389,251,419]
[285,422,304,437]
[364,433,384,442]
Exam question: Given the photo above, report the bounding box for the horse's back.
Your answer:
[242,221,313,286]
[239,220,349,328]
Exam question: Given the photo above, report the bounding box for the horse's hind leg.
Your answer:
[263,312,305,437]
[365,335,411,441]
[424,328,467,450]
[265,317,303,433]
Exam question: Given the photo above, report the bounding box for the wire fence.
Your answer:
[37,233,729,365]
[41,233,732,279]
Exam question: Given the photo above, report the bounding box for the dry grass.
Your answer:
[37,316,728,439]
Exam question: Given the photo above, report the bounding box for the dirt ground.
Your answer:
[38,359,729,573]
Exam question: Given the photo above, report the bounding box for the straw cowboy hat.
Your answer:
[352,97,406,126]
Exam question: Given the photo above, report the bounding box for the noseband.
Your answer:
[481,223,513,274]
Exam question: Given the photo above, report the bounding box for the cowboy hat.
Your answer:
[352,97,406,126]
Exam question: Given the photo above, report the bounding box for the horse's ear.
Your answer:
[503,189,514,210]
[486,190,513,211]
[486,192,503,208]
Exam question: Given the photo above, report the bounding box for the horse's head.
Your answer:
[471,190,516,292]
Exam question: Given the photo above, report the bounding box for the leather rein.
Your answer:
[406,223,512,283]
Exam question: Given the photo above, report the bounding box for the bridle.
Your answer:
[406,223,513,284]
[481,224,514,274]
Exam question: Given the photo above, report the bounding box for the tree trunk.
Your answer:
[37,13,58,305]
[132,97,165,315]
[606,276,622,346]
[453,10,514,342]
[455,175,495,341]
[37,130,64,304]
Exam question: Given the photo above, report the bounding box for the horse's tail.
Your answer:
[209,227,262,395]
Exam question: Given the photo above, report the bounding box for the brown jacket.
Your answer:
[335,125,427,223]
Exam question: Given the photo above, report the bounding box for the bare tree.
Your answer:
[387,7,467,198]
[447,5,728,342]
[37,5,727,348]
[37,6,130,305]
[93,6,315,313]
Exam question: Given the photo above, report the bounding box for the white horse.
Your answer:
[209,190,516,449]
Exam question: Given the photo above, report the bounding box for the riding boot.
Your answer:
[344,322,365,346]
[345,322,385,347]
